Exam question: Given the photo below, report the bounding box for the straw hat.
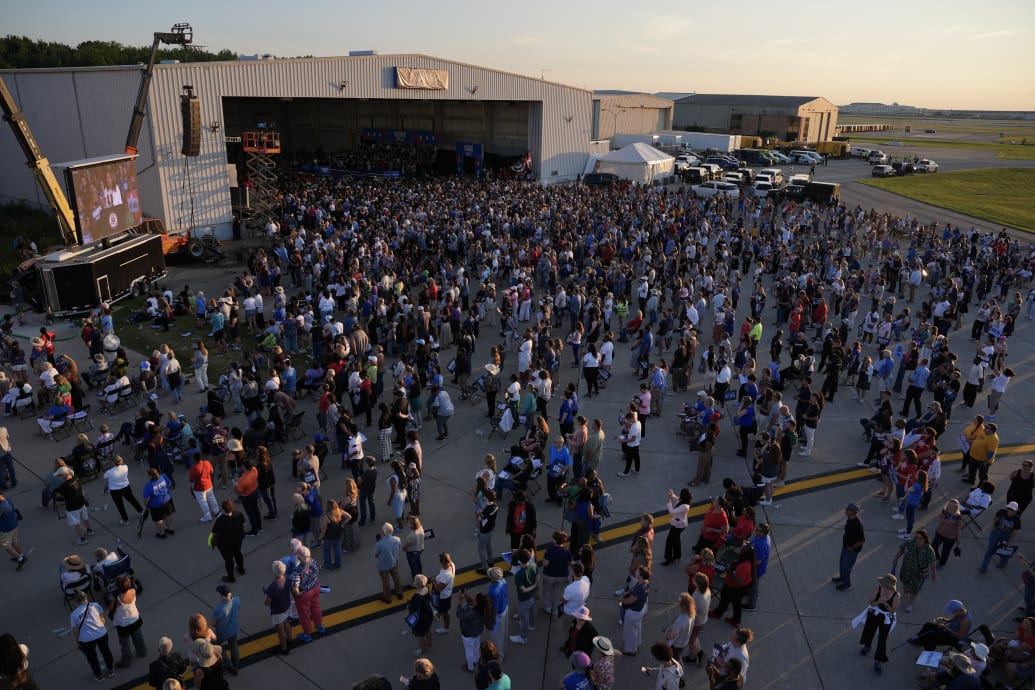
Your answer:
[63,555,84,569]
[571,606,592,621]
[592,636,615,656]
[948,652,973,674]
[487,567,504,582]
[192,639,219,668]
[484,363,500,376]
[227,439,244,453]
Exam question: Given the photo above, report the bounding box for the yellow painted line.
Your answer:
[119,441,1035,689]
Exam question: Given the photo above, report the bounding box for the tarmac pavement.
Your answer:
[2,197,1035,690]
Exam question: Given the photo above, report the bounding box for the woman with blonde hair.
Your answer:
[322,500,344,570]
[931,498,963,567]
[340,478,360,552]
[192,341,209,392]
[664,591,695,660]
[403,515,425,580]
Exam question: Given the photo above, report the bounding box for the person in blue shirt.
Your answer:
[562,651,596,690]
[211,584,241,675]
[547,436,573,504]
[486,567,509,661]
[745,523,771,609]
[901,358,931,419]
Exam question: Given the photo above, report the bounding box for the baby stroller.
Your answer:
[96,548,143,603]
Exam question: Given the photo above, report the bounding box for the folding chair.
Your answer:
[13,394,35,419]
[94,438,117,471]
[526,466,543,496]
[69,404,94,432]
[286,411,306,440]
[43,417,71,442]
[61,572,93,610]
[960,503,987,531]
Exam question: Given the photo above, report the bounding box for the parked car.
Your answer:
[871,164,895,178]
[777,184,806,202]
[790,150,824,164]
[758,167,785,186]
[699,163,722,180]
[787,173,811,187]
[849,146,873,158]
[767,151,792,164]
[892,161,915,175]
[915,159,939,173]
[674,154,701,171]
[705,156,739,171]
[750,181,776,198]
[583,172,620,186]
[681,167,709,184]
[867,151,888,165]
[722,172,745,186]
[692,181,740,198]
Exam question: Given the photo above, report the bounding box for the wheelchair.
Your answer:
[95,548,143,602]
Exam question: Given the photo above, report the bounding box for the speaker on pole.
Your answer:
[180,85,200,157]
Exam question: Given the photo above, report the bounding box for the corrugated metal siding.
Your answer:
[0,66,161,225]
[3,55,593,236]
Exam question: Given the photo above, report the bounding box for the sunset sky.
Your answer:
[6,0,1033,110]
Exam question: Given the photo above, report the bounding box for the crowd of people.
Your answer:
[2,151,1034,689]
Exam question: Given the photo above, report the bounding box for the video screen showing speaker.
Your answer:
[63,155,143,245]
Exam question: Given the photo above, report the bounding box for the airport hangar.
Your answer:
[0,54,594,240]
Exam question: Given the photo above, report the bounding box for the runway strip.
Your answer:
[115,442,1035,690]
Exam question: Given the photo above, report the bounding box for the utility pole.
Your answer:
[540,68,551,80]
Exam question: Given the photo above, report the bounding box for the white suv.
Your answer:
[692,181,740,198]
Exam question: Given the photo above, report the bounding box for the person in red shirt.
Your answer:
[235,461,262,536]
[732,506,756,542]
[812,301,828,340]
[189,456,220,522]
[708,536,755,627]
[893,450,919,520]
[694,497,730,554]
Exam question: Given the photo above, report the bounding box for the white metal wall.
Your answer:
[146,55,592,234]
[2,56,592,239]
[0,66,160,226]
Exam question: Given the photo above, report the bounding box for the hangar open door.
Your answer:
[456,142,483,176]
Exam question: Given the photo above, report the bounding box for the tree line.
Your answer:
[0,35,237,69]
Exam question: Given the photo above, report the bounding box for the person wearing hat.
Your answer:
[485,566,509,659]
[589,636,621,690]
[980,498,1021,573]
[482,363,502,418]
[189,638,226,689]
[562,606,599,659]
[406,574,435,657]
[53,466,94,545]
[563,650,597,689]
[60,553,89,590]
[922,651,981,690]
[911,600,973,652]
[857,573,899,674]
[211,584,241,676]
[833,503,865,591]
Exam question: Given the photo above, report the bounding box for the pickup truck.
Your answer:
[867,151,888,165]
[673,154,701,171]
[692,181,740,198]
[915,159,939,173]
[722,172,746,186]
[787,173,811,187]
[849,146,872,158]
[871,164,895,178]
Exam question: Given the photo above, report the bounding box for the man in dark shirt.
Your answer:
[980,501,1022,572]
[833,502,865,590]
[358,456,378,527]
[147,636,187,688]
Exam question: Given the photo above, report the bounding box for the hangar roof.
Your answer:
[672,93,821,107]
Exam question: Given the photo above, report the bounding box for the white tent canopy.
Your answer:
[591,142,675,184]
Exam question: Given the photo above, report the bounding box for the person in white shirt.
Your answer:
[103,455,144,524]
[987,367,1014,420]
[616,412,642,477]
[560,562,591,615]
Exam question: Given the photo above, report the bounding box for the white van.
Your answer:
[758,167,784,186]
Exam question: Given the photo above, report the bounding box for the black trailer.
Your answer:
[35,233,166,317]
[803,181,841,204]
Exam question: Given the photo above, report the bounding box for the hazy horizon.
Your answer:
[5,0,1033,111]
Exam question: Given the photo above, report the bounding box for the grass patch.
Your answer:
[848,137,1035,160]
[859,168,1035,233]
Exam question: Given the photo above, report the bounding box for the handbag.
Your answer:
[995,540,1019,559]
[405,611,420,628]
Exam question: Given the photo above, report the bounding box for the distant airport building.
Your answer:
[0,54,593,239]
[591,91,673,140]
[669,94,838,143]
[839,102,920,116]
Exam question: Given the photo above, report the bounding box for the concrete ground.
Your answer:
[3,166,1035,690]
